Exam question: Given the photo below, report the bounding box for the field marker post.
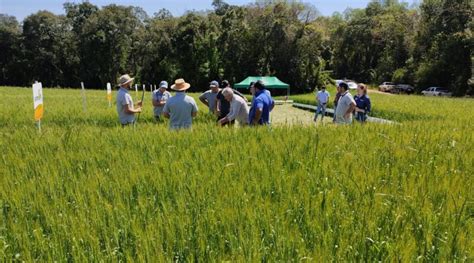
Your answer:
[32,81,44,132]
[81,82,87,113]
[107,82,112,108]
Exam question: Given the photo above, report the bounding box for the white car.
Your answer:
[379,82,396,92]
[347,82,358,90]
[421,87,452,97]
[336,80,358,90]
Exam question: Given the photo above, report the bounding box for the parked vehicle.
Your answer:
[379,82,396,92]
[336,79,358,90]
[392,84,415,94]
[347,81,358,90]
[421,87,452,97]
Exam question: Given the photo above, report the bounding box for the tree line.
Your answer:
[0,0,472,95]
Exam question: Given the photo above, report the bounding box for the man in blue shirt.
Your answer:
[163,78,199,130]
[249,80,273,125]
[152,81,171,121]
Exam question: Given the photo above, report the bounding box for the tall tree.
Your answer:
[414,0,472,95]
[79,5,144,87]
[0,14,23,85]
[22,11,71,87]
[136,11,178,83]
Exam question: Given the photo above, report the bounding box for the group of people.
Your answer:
[314,82,372,124]
[198,79,275,126]
[117,73,371,129]
[116,74,275,130]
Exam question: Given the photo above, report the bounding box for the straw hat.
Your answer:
[118,74,134,86]
[171,78,191,91]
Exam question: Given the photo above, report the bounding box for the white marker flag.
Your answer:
[33,82,43,121]
[32,82,43,131]
[81,82,87,112]
[107,82,112,107]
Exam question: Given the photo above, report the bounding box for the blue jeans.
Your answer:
[314,103,327,121]
[355,112,368,122]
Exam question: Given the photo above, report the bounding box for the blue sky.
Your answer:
[1,0,417,21]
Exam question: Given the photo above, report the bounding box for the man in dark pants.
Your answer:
[248,80,273,126]
[215,80,247,125]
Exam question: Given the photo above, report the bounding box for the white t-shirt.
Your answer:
[317,90,330,104]
[226,95,249,124]
[335,91,356,124]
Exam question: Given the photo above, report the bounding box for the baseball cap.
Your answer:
[159,81,168,89]
[210,80,219,87]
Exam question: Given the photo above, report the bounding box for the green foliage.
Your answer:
[392,68,411,84]
[412,0,472,95]
[21,11,73,87]
[0,86,473,261]
[0,0,472,95]
[0,14,23,85]
[332,1,414,84]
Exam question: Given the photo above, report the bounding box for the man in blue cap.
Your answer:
[199,80,220,114]
[152,81,171,121]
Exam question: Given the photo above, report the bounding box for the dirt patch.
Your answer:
[368,89,394,96]
[270,104,332,126]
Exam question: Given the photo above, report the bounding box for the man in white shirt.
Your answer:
[314,86,330,122]
[335,82,356,124]
[218,88,249,126]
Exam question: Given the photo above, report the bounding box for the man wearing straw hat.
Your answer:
[152,81,171,121]
[116,74,142,126]
[163,78,199,130]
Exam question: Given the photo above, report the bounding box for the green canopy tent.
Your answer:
[234,76,290,96]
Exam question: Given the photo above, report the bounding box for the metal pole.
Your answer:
[81,82,87,113]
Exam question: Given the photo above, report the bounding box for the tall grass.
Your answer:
[287,88,473,123]
[0,86,472,261]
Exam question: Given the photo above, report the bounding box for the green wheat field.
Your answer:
[1,86,473,261]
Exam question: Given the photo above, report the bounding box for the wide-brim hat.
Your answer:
[118,74,134,86]
[171,78,191,91]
